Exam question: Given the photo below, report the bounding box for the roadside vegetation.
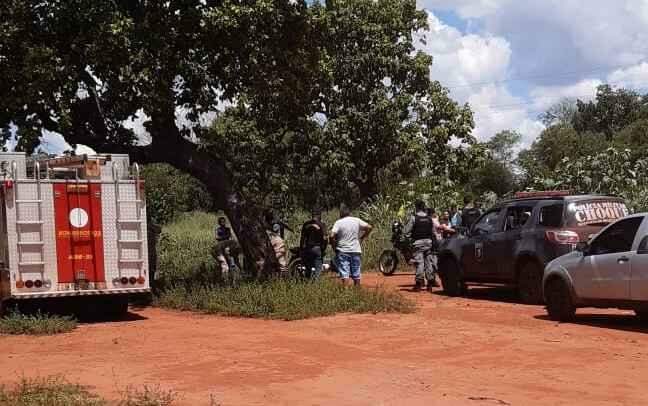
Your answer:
[0,377,206,406]
[154,210,414,320]
[0,310,77,336]
[156,277,414,321]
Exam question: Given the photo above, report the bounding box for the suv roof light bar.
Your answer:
[514,190,573,199]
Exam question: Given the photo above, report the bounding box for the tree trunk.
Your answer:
[356,177,378,201]
[128,119,278,277]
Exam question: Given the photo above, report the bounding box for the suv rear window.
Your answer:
[565,199,629,227]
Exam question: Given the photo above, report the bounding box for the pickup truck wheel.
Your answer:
[545,278,576,321]
[518,261,544,305]
[439,258,465,297]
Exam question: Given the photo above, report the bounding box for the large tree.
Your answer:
[0,0,322,275]
[0,0,473,273]
[573,84,648,139]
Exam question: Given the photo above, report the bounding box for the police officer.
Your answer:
[460,196,482,230]
[404,200,438,291]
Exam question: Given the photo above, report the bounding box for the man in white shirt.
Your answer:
[330,203,373,286]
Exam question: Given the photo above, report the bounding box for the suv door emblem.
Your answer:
[475,242,484,261]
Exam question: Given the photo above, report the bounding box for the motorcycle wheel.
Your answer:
[288,258,306,278]
[378,250,399,276]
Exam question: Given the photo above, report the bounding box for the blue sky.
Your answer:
[415,0,648,147]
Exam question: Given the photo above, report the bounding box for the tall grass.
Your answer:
[0,310,77,336]
[0,377,104,406]
[0,377,203,406]
[157,212,219,287]
[156,278,414,321]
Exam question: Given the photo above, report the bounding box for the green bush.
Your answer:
[157,212,219,287]
[0,377,104,406]
[156,278,414,321]
[0,310,77,336]
[142,164,213,226]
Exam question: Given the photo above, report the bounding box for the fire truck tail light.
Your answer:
[16,280,24,288]
[545,230,579,245]
[137,276,145,284]
[24,280,34,288]
[120,277,129,285]
[43,279,52,288]
[128,277,137,285]
[34,279,43,288]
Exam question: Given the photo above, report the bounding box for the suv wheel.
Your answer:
[439,258,465,297]
[518,261,544,305]
[634,309,648,322]
[544,277,576,321]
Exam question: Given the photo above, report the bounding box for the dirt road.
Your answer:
[2,273,648,405]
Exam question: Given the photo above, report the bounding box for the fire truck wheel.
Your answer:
[95,296,129,319]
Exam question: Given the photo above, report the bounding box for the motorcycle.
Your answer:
[378,220,415,276]
[287,247,336,278]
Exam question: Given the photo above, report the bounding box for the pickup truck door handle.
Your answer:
[617,256,630,264]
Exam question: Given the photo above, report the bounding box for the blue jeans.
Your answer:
[336,252,361,280]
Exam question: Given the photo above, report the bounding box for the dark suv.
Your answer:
[437,192,629,304]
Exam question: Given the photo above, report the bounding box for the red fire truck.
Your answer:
[0,152,150,316]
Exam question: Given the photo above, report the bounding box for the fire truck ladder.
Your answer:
[112,162,144,276]
[12,161,45,273]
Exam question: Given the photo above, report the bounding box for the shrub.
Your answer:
[0,377,104,406]
[156,278,415,321]
[157,212,219,287]
[142,164,213,226]
[0,310,77,336]
[119,385,177,406]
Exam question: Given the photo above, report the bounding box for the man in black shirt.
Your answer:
[404,200,438,291]
[300,208,327,279]
[460,196,482,230]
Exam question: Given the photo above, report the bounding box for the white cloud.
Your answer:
[529,79,602,112]
[417,11,543,142]
[608,62,648,89]
[418,0,509,19]
[420,12,511,100]
[467,85,543,146]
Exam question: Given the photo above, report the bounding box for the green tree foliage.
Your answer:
[519,85,648,191]
[0,0,325,274]
[467,130,519,198]
[531,148,648,211]
[207,1,475,208]
[573,85,648,139]
[0,0,476,273]
[517,125,608,187]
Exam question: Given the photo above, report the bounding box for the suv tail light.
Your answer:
[545,230,579,245]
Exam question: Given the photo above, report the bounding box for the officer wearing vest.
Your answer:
[403,200,438,291]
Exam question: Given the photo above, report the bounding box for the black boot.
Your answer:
[413,280,424,292]
[427,277,439,291]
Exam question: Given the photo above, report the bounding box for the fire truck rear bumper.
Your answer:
[9,288,150,299]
